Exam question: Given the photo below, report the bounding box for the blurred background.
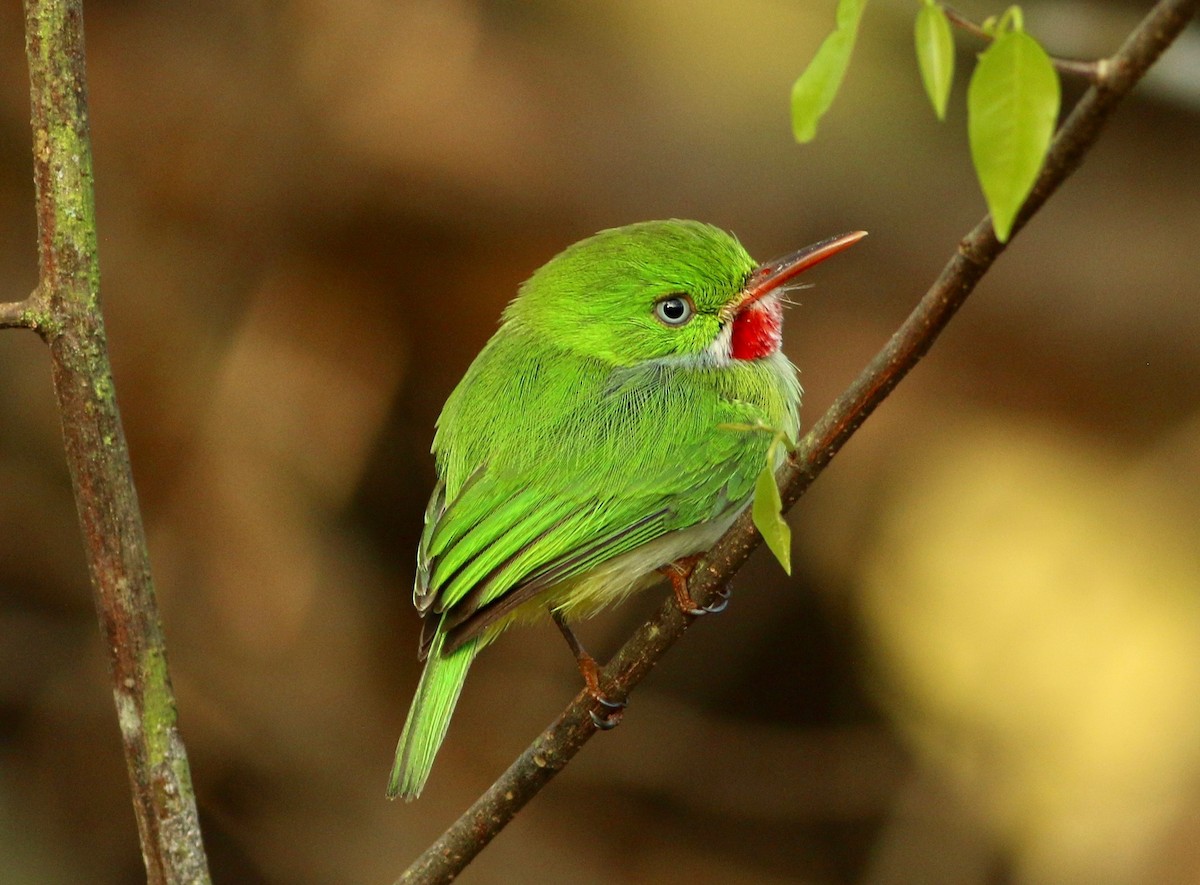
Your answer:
[1,1,1198,882]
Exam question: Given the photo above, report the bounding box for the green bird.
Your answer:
[388,219,865,800]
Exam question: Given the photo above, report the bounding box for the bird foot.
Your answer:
[575,645,626,730]
[659,554,729,616]
[551,608,626,730]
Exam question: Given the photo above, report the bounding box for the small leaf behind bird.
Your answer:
[753,463,792,575]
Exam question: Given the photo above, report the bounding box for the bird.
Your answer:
[388,219,866,799]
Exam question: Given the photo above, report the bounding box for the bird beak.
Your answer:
[721,230,868,321]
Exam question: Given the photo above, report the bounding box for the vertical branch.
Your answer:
[21,0,211,881]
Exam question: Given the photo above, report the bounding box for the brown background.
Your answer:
[1,1,1199,883]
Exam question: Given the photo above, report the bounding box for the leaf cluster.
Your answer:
[793,0,1062,242]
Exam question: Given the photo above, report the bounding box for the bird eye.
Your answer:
[654,295,693,326]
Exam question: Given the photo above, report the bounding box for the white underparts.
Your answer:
[705,320,734,366]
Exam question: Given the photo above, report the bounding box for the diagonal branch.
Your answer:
[395,0,1198,882]
[22,0,211,881]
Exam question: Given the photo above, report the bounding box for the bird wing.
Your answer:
[411,334,797,658]
[414,453,726,655]
[413,389,770,654]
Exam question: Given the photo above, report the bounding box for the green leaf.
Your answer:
[915,2,955,121]
[752,464,792,575]
[967,28,1060,242]
[791,0,868,143]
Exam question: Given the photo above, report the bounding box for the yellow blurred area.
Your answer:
[0,1,1198,883]
[860,418,1200,884]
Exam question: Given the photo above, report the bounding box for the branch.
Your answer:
[0,296,35,330]
[942,4,1107,82]
[396,0,1198,882]
[22,0,211,881]
[1,287,55,334]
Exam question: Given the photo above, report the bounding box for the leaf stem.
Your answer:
[943,3,1106,82]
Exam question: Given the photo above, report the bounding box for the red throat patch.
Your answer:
[730,300,782,361]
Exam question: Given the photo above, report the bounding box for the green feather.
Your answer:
[390,220,807,798]
[387,630,479,800]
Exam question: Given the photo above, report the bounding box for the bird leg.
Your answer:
[659,553,730,616]
[550,608,625,730]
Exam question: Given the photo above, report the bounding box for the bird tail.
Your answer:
[387,629,480,801]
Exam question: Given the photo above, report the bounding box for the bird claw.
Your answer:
[590,707,624,730]
[660,555,730,616]
[589,693,626,730]
[697,586,731,615]
[590,710,620,730]
[680,585,732,616]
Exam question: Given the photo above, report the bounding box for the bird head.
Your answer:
[504,219,865,367]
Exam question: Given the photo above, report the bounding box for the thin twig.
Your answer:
[943,3,1106,82]
[0,288,53,334]
[0,298,34,330]
[395,0,1198,881]
[21,0,211,881]
[941,4,997,41]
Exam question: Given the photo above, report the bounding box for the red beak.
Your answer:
[723,230,868,320]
